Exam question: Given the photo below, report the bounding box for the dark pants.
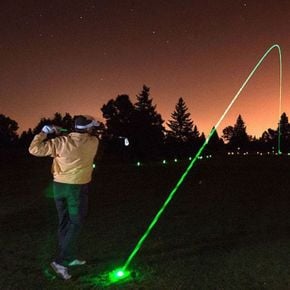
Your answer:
[53,182,89,266]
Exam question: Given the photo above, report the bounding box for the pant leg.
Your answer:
[62,184,89,262]
[55,198,69,248]
[79,184,89,222]
[53,182,89,265]
[63,185,82,263]
[53,182,71,265]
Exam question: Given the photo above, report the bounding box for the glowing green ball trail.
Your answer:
[105,44,283,284]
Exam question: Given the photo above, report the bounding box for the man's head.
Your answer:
[74,115,100,133]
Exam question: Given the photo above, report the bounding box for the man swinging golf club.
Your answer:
[29,115,100,280]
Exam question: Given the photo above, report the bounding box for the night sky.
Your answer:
[1,0,289,137]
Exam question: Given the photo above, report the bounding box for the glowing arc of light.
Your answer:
[121,44,282,271]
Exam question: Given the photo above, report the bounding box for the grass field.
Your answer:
[2,150,290,289]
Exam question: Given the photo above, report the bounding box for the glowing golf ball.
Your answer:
[116,271,124,277]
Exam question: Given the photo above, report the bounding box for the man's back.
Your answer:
[29,131,99,184]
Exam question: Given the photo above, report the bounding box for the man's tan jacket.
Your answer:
[29,132,99,184]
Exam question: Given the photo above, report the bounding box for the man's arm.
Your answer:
[29,132,57,157]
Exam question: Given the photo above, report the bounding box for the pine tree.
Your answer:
[207,127,224,151]
[259,112,290,152]
[192,125,200,140]
[167,97,194,142]
[222,114,249,149]
[133,85,165,160]
[166,98,204,158]
[135,85,164,128]
[278,112,290,152]
[279,112,289,135]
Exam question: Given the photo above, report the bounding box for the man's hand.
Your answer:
[42,125,56,134]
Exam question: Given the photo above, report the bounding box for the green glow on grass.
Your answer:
[108,268,131,283]
[83,268,136,287]
[119,44,283,273]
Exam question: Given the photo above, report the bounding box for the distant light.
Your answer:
[174,158,178,162]
[189,157,192,160]
[124,138,129,146]
[162,160,167,164]
[93,163,96,168]
[137,162,141,166]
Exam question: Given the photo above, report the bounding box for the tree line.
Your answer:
[1,85,289,160]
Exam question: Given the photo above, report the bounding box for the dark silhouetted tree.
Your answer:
[279,112,290,152]
[260,112,290,153]
[222,125,234,143]
[18,128,34,148]
[167,97,194,142]
[207,127,224,152]
[191,125,201,140]
[259,128,277,152]
[0,114,19,147]
[133,85,165,160]
[200,132,206,144]
[101,94,135,160]
[222,114,249,149]
[102,94,134,137]
[166,98,203,157]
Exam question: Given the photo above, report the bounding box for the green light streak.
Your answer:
[120,44,283,272]
[277,45,283,154]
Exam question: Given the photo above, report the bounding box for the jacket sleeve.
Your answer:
[28,132,59,157]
